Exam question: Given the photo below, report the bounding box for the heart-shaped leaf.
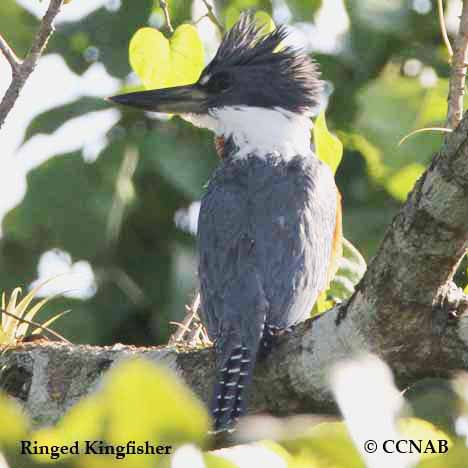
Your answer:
[129,24,204,90]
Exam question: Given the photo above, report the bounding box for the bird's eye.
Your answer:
[206,72,232,93]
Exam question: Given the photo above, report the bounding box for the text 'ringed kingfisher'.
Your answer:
[110,12,342,432]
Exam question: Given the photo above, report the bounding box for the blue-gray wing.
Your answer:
[197,154,337,342]
[252,155,337,329]
[197,162,268,353]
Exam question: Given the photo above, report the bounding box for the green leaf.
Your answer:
[314,111,343,174]
[30,358,210,463]
[140,132,215,199]
[224,5,273,30]
[404,379,459,435]
[2,151,114,260]
[49,0,154,78]
[129,28,170,89]
[386,163,425,201]
[347,0,412,35]
[418,442,468,468]
[355,65,448,173]
[329,238,367,302]
[102,358,210,446]
[259,440,293,464]
[312,238,367,316]
[287,0,322,20]
[169,25,205,87]
[32,396,104,463]
[311,291,334,317]
[129,24,204,90]
[399,417,452,462]
[339,132,386,182]
[254,11,276,34]
[283,421,363,468]
[0,2,36,57]
[23,97,110,143]
[203,452,239,468]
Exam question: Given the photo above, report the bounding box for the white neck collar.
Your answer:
[182,106,312,159]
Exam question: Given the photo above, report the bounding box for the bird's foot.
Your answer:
[259,324,294,359]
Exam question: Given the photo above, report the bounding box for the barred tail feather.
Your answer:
[211,345,255,431]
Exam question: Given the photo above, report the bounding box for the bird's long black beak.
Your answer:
[108,84,209,114]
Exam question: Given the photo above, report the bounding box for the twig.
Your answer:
[0,0,64,130]
[193,14,209,27]
[437,0,453,58]
[201,0,225,35]
[168,293,200,344]
[159,0,174,34]
[398,127,452,146]
[0,33,21,73]
[446,0,468,129]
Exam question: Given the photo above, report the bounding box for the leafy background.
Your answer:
[1,1,468,467]
[1,0,464,347]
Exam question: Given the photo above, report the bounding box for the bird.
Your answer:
[109,12,342,431]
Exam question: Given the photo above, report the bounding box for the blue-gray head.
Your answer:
[110,13,323,157]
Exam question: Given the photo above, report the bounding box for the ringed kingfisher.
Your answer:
[110,13,342,431]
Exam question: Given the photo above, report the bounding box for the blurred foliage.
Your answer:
[30,359,210,462]
[23,98,111,142]
[314,110,343,174]
[0,0,460,348]
[0,358,467,467]
[1,2,467,465]
[0,359,211,467]
[50,0,155,78]
[0,1,36,56]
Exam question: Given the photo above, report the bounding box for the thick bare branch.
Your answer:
[0,0,64,130]
[1,287,467,427]
[447,0,468,128]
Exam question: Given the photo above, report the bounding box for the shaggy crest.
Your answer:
[201,12,323,113]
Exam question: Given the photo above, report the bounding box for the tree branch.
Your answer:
[0,0,64,130]
[437,0,453,59]
[0,34,21,73]
[447,0,468,128]
[1,287,467,427]
[201,0,225,35]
